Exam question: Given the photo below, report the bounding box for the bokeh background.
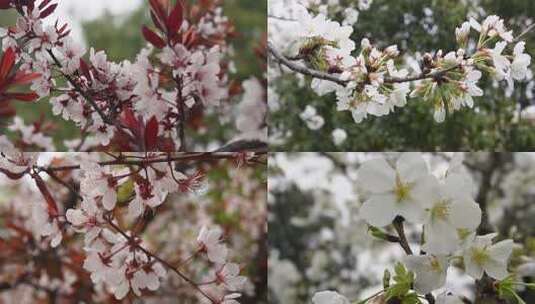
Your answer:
[269,0,535,151]
[0,0,266,150]
[268,152,535,303]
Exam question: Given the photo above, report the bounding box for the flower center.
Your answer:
[394,175,411,203]
[429,257,442,272]
[471,247,490,266]
[430,200,450,221]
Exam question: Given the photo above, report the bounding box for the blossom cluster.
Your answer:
[313,153,517,304]
[0,0,265,151]
[0,149,262,302]
[272,4,532,124]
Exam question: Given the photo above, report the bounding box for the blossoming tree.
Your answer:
[269,0,535,150]
[268,152,535,304]
[0,149,267,303]
[0,0,267,151]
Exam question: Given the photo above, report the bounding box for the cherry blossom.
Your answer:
[462,233,514,280]
[198,226,229,264]
[419,173,482,254]
[357,153,431,227]
[404,255,449,294]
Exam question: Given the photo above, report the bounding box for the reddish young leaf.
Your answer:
[142,25,166,48]
[144,116,159,151]
[149,0,167,26]
[38,0,51,10]
[12,71,41,85]
[79,58,91,80]
[39,3,56,18]
[0,0,11,9]
[32,173,59,216]
[150,11,165,32]
[5,92,38,102]
[167,0,184,36]
[0,47,16,81]
[121,108,142,137]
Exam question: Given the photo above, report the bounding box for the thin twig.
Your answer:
[513,22,535,43]
[46,50,113,125]
[105,218,217,303]
[38,152,266,172]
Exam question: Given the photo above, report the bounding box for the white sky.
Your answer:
[43,0,143,45]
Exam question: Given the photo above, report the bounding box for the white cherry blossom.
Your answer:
[404,255,449,294]
[462,233,514,280]
[358,153,432,227]
[419,173,482,254]
[198,226,228,264]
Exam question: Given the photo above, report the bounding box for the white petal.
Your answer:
[396,199,426,224]
[358,158,395,193]
[464,254,485,279]
[411,175,441,209]
[396,153,428,183]
[128,198,144,218]
[484,258,509,280]
[359,194,397,227]
[449,199,481,230]
[423,220,459,254]
[102,190,117,210]
[312,291,350,304]
[405,256,447,294]
[65,209,87,226]
[488,239,514,262]
[442,172,474,200]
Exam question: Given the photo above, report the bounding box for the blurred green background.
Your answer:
[270,0,535,151]
[0,0,266,149]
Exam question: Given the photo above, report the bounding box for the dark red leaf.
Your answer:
[0,48,16,81]
[150,11,165,32]
[5,92,39,102]
[0,0,11,9]
[39,3,56,18]
[12,71,40,85]
[121,108,142,136]
[79,58,91,79]
[167,0,183,36]
[144,116,159,151]
[38,0,51,10]
[32,173,59,216]
[142,25,166,48]
[149,0,167,27]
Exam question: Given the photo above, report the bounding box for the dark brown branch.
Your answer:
[38,152,266,172]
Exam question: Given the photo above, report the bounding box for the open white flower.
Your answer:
[511,41,531,81]
[490,41,512,85]
[404,255,449,294]
[419,173,482,254]
[462,233,514,280]
[312,290,350,304]
[358,153,431,227]
[198,226,228,264]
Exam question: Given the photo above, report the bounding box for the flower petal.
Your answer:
[449,199,481,230]
[396,153,428,183]
[358,158,395,193]
[359,194,397,227]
